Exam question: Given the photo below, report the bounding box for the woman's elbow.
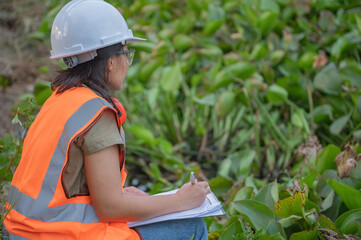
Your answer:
[94,204,124,222]
[92,197,132,222]
[92,197,121,222]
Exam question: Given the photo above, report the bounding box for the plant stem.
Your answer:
[306,78,314,134]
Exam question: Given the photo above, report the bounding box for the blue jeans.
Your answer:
[2,218,208,240]
[134,218,208,240]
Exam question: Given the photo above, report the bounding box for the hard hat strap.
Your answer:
[63,50,98,68]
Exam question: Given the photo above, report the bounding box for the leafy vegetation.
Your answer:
[2,0,361,239]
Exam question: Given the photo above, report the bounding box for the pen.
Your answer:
[190,171,195,185]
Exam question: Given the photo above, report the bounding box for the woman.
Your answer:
[3,0,210,239]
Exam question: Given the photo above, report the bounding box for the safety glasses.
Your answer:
[117,49,136,66]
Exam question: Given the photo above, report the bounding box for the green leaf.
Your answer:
[212,70,232,90]
[193,94,215,106]
[238,150,256,179]
[204,20,224,35]
[289,228,318,240]
[35,88,53,105]
[321,191,334,211]
[300,170,318,189]
[313,105,333,123]
[218,158,232,178]
[291,108,309,132]
[255,182,279,209]
[209,177,233,197]
[298,52,318,71]
[257,11,279,34]
[228,62,257,80]
[140,58,164,81]
[251,44,268,60]
[330,113,351,135]
[207,3,225,21]
[264,220,287,239]
[316,170,337,198]
[267,84,288,104]
[232,200,275,231]
[271,50,285,65]
[317,214,339,233]
[305,200,320,212]
[350,163,361,180]
[274,191,306,218]
[131,41,155,53]
[260,0,280,14]
[160,62,182,92]
[314,63,343,95]
[316,144,340,174]
[219,221,242,240]
[157,139,173,157]
[34,80,52,105]
[278,215,302,228]
[356,15,361,34]
[173,16,194,33]
[39,66,48,73]
[128,125,155,147]
[147,87,159,110]
[340,60,361,88]
[327,179,361,210]
[149,163,161,180]
[215,91,236,118]
[199,45,223,60]
[323,194,343,221]
[233,186,254,201]
[295,15,310,29]
[212,61,257,90]
[335,209,361,228]
[331,31,361,60]
[340,211,361,234]
[173,34,195,51]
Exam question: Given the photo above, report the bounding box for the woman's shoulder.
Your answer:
[77,109,123,155]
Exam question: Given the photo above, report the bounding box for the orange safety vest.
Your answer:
[4,87,141,240]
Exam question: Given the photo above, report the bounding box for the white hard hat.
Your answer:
[50,0,146,68]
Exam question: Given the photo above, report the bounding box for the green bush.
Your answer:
[2,0,361,238]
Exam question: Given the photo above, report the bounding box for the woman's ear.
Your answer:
[107,56,115,72]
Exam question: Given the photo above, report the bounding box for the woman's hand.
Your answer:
[175,180,210,211]
[124,186,148,196]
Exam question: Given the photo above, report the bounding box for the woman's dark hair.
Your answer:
[51,43,124,103]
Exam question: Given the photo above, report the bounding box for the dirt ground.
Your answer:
[0,0,56,138]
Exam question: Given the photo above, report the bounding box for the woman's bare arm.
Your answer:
[84,144,210,222]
